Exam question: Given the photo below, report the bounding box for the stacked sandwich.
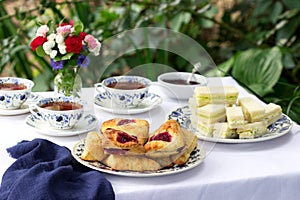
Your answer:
[80,118,198,171]
[189,86,283,139]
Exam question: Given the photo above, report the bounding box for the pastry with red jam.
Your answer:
[144,119,185,158]
[101,118,149,146]
[100,118,149,154]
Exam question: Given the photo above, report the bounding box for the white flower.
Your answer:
[58,43,66,54]
[43,40,55,55]
[47,33,56,41]
[55,34,65,44]
[50,50,58,59]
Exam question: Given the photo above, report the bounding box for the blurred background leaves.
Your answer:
[0,0,299,122]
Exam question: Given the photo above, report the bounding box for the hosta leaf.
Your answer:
[232,47,283,97]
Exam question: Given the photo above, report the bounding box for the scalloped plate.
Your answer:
[72,140,205,177]
[168,106,293,143]
[94,92,162,114]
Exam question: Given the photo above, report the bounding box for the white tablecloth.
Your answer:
[1,77,300,200]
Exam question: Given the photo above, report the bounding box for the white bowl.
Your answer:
[157,72,207,100]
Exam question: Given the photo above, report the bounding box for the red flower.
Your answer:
[60,20,74,27]
[80,32,87,40]
[30,36,47,51]
[65,36,83,54]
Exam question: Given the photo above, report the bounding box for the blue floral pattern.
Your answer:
[0,77,34,110]
[168,105,293,143]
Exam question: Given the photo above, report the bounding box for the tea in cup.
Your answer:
[29,97,84,129]
[0,77,34,110]
[95,76,151,108]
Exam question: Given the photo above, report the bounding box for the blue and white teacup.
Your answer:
[29,97,84,130]
[0,77,34,110]
[95,76,151,108]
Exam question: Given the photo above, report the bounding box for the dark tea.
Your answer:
[107,82,146,90]
[40,102,82,111]
[162,79,200,85]
[0,83,27,91]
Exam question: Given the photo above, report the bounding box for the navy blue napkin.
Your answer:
[0,139,115,200]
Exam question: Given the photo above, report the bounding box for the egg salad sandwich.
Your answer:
[213,123,238,139]
[238,97,265,123]
[226,106,246,129]
[264,103,282,126]
[237,121,267,139]
[193,86,239,107]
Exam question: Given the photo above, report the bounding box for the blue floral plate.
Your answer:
[72,140,205,177]
[168,105,293,143]
[25,114,98,137]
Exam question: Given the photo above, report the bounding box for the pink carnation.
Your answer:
[56,25,72,35]
[84,34,101,55]
[36,25,49,37]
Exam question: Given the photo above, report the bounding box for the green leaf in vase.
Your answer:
[36,46,46,57]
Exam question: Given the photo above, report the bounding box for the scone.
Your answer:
[102,154,161,171]
[101,118,149,146]
[145,119,185,158]
[80,131,107,161]
[171,128,198,165]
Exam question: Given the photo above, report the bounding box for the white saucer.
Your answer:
[25,114,98,137]
[94,92,163,114]
[0,93,43,116]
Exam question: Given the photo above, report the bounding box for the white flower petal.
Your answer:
[56,34,65,44]
[47,33,56,41]
[50,50,57,59]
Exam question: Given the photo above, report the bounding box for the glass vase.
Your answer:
[54,67,82,100]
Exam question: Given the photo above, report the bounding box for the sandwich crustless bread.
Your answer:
[225,106,246,129]
[189,85,283,140]
[237,121,267,139]
[238,97,265,123]
[190,104,226,124]
[264,103,282,126]
[193,86,239,107]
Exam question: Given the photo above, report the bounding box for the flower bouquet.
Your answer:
[30,20,101,98]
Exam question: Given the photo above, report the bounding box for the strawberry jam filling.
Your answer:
[117,119,136,126]
[117,131,138,144]
[149,132,172,142]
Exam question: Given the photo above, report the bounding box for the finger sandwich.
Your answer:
[238,97,265,123]
[237,121,267,139]
[192,104,226,124]
[213,123,238,139]
[191,120,216,137]
[226,106,246,129]
[193,86,239,107]
[264,103,282,126]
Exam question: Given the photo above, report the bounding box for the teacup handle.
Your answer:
[94,83,106,93]
[29,104,42,119]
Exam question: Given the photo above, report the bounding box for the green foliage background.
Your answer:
[0,0,299,122]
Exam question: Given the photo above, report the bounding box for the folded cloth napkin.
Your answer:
[0,139,115,200]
